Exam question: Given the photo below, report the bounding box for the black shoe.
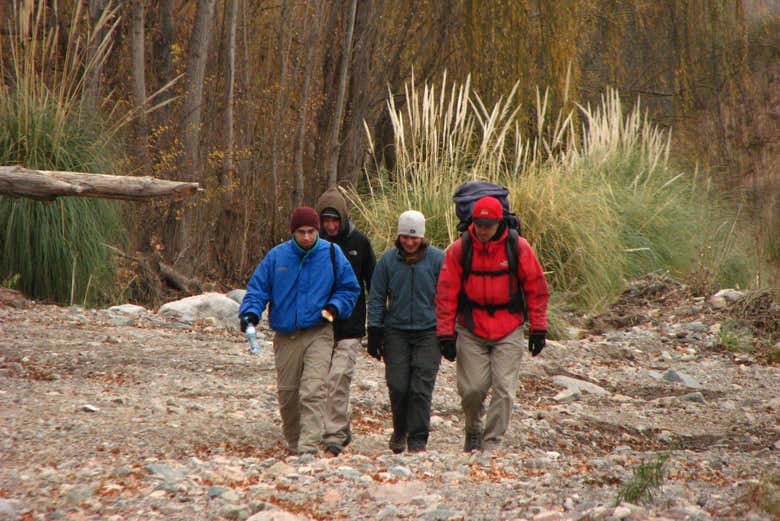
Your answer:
[342,430,352,447]
[325,445,341,457]
[407,443,426,453]
[464,429,483,452]
[388,432,406,454]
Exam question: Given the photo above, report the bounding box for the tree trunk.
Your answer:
[181,0,216,184]
[0,165,200,201]
[172,0,216,261]
[223,0,238,188]
[338,0,376,186]
[211,0,243,280]
[270,0,291,236]
[313,4,341,190]
[154,0,175,86]
[84,0,107,111]
[293,2,323,207]
[325,0,358,188]
[130,0,149,166]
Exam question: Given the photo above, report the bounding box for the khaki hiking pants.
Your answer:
[323,337,361,447]
[455,324,524,448]
[273,323,333,453]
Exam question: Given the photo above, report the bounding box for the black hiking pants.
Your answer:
[383,327,441,448]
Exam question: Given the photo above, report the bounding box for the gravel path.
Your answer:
[0,285,778,521]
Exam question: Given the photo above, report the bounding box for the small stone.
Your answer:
[322,489,341,504]
[220,489,241,503]
[208,486,230,499]
[108,304,147,315]
[388,466,413,478]
[613,505,632,519]
[554,388,581,403]
[662,369,701,389]
[267,462,297,478]
[533,510,564,521]
[681,391,706,404]
[336,467,361,479]
[144,463,185,483]
[0,499,17,520]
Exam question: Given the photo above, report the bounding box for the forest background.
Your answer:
[0,0,778,314]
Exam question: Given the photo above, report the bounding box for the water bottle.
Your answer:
[245,322,261,355]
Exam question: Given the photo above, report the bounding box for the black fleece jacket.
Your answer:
[322,220,375,339]
[317,187,376,339]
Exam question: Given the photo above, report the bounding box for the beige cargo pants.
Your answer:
[273,323,333,453]
[323,338,361,447]
[455,324,524,449]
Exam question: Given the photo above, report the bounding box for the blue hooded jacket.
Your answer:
[239,237,360,334]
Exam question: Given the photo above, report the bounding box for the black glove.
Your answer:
[321,304,339,322]
[240,313,259,332]
[528,330,546,357]
[367,327,384,361]
[438,335,457,362]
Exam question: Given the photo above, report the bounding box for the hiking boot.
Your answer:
[324,444,342,457]
[388,432,406,454]
[463,429,483,452]
[342,430,352,447]
[407,442,426,453]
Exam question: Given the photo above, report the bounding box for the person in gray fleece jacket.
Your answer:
[367,210,445,453]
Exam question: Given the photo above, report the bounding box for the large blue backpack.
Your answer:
[451,181,526,330]
[452,181,521,233]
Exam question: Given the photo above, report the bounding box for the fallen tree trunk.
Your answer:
[0,165,200,201]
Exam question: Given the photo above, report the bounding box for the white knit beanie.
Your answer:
[397,210,426,238]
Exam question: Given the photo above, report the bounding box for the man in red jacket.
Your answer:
[435,195,549,452]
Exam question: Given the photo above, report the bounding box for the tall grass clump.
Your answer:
[346,73,759,315]
[0,1,126,306]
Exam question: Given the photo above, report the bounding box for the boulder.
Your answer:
[226,289,246,305]
[158,293,239,330]
[709,288,745,309]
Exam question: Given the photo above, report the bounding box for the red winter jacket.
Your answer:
[435,225,549,340]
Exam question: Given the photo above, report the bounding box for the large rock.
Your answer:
[108,304,147,316]
[552,375,608,395]
[158,293,239,330]
[226,289,246,304]
[709,288,745,309]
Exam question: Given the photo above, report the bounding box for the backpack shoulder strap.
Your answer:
[458,231,476,331]
[328,242,337,300]
[506,228,519,274]
[460,230,473,275]
[505,229,527,316]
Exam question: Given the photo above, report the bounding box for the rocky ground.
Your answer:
[0,276,778,521]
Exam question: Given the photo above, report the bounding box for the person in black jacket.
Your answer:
[316,187,376,456]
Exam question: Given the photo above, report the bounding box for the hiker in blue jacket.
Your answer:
[239,207,360,455]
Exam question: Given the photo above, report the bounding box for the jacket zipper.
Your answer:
[409,263,415,326]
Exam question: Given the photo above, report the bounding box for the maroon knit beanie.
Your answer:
[290,207,320,233]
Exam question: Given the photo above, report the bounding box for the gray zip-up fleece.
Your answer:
[367,244,444,331]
